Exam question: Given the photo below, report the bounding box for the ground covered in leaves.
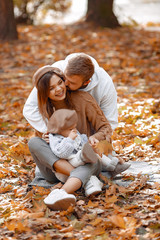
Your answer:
[0,22,160,240]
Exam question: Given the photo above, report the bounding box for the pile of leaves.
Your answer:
[0,22,160,239]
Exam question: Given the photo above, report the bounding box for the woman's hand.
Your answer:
[42,133,49,143]
[89,136,99,147]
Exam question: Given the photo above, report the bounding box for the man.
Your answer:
[23,53,129,192]
[53,53,118,131]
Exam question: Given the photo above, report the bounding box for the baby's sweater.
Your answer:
[49,132,88,159]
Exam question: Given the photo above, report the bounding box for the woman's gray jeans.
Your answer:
[28,137,102,187]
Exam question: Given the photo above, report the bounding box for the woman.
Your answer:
[26,65,112,211]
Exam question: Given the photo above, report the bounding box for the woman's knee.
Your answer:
[28,137,44,152]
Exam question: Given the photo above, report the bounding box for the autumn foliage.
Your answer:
[0,23,160,239]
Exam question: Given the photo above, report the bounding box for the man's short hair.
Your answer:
[66,54,94,82]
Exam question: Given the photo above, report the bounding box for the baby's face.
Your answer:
[59,124,77,137]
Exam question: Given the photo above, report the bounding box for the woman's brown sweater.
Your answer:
[35,91,112,141]
[69,91,112,141]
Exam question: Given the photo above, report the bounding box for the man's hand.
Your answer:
[68,129,78,140]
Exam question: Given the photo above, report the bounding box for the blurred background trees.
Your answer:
[0,0,120,41]
[14,0,71,24]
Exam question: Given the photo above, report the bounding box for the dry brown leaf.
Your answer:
[105,195,118,204]
[85,200,99,208]
[108,215,126,229]
[5,220,31,233]
[89,218,102,226]
[95,140,112,156]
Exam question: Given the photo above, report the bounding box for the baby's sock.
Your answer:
[101,154,119,171]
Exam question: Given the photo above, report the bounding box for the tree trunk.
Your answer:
[0,0,18,41]
[86,0,120,28]
[15,0,33,24]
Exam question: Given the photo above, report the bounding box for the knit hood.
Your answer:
[47,109,78,134]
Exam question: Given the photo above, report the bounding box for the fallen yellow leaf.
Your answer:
[95,140,112,156]
[108,215,126,229]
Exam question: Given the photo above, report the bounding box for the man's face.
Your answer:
[64,72,85,91]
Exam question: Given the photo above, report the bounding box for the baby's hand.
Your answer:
[89,136,99,147]
[42,132,49,143]
[68,129,78,140]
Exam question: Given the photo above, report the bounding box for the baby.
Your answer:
[47,109,121,182]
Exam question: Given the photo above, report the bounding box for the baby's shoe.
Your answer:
[110,162,131,178]
[108,154,119,166]
[84,176,103,197]
[101,154,118,171]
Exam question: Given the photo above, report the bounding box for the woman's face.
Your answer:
[49,74,66,101]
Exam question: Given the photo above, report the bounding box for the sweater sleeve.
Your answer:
[81,134,88,145]
[51,60,66,71]
[84,92,112,141]
[49,134,75,159]
[23,87,47,133]
[98,68,118,131]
